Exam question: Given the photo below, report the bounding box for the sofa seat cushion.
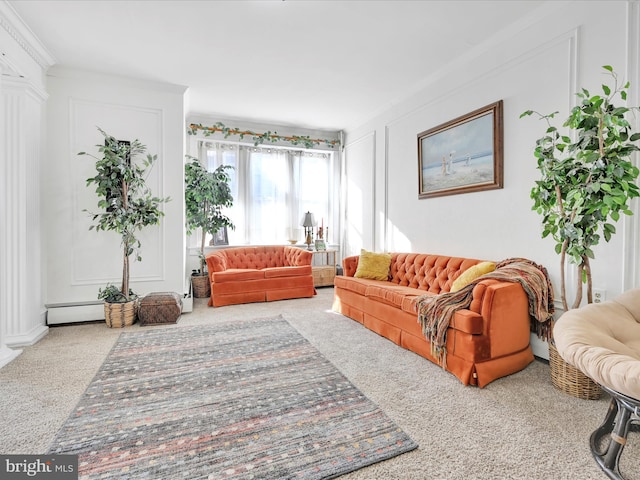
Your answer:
[263,265,312,278]
[337,277,483,335]
[401,292,434,315]
[334,275,386,296]
[213,269,264,283]
[364,284,424,310]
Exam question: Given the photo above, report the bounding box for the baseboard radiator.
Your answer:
[45,301,105,325]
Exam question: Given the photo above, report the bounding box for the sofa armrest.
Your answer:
[471,278,531,357]
[205,251,228,273]
[451,309,483,334]
[284,246,312,266]
[343,255,359,277]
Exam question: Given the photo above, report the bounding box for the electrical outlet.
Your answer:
[593,288,606,304]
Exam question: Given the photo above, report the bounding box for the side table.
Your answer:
[310,249,337,287]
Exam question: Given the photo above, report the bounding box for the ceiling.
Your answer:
[8,0,551,132]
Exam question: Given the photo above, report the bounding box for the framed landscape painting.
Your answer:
[418,100,503,199]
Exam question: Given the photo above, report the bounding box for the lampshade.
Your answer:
[301,211,316,228]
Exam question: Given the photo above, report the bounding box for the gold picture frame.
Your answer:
[418,100,503,199]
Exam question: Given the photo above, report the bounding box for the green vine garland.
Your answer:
[188,122,340,149]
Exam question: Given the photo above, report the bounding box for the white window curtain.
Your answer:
[198,141,244,244]
[247,149,290,244]
[197,140,336,246]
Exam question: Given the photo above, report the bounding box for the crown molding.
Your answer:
[0,1,56,70]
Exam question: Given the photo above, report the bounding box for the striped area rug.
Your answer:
[47,316,417,479]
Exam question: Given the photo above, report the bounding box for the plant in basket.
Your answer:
[184,155,234,298]
[97,284,137,303]
[82,128,170,327]
[522,66,640,398]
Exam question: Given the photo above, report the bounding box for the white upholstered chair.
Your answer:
[554,288,640,480]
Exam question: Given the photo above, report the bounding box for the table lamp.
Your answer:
[302,211,316,250]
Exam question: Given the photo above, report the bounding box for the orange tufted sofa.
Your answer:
[205,246,316,307]
[332,252,534,387]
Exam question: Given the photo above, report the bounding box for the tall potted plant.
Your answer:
[82,128,170,327]
[522,66,640,397]
[184,156,234,298]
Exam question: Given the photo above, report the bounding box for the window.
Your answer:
[196,140,338,246]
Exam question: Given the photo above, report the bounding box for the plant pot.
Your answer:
[549,343,602,400]
[192,274,211,298]
[104,299,137,328]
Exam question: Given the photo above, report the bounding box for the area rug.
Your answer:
[47,316,417,479]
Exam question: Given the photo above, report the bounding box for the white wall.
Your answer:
[343,1,640,355]
[343,131,375,257]
[44,67,187,322]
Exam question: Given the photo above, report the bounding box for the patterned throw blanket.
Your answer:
[416,258,555,368]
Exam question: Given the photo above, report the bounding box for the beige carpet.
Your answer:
[1,288,637,479]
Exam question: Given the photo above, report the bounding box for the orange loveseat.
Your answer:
[205,246,316,307]
[332,252,535,387]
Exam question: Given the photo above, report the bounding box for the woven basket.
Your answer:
[549,343,602,400]
[138,292,182,326]
[192,274,211,298]
[104,300,137,328]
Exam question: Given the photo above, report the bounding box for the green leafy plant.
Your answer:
[521,66,640,310]
[82,128,170,302]
[184,156,234,274]
[97,284,136,303]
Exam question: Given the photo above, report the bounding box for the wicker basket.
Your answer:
[192,274,211,298]
[138,292,182,326]
[104,300,137,328]
[549,343,602,400]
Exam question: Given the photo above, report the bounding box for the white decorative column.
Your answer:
[0,65,23,366]
[0,2,54,362]
[1,74,49,348]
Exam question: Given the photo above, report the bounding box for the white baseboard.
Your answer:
[0,345,22,369]
[531,334,549,360]
[182,294,193,313]
[46,302,104,325]
[5,324,49,348]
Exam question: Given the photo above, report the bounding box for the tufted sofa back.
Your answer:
[390,253,483,294]
[344,252,484,295]
[206,246,312,272]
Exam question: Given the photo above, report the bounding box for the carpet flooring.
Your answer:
[46,315,417,479]
[4,289,640,479]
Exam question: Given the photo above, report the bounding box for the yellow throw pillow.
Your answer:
[450,261,496,292]
[354,249,392,281]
